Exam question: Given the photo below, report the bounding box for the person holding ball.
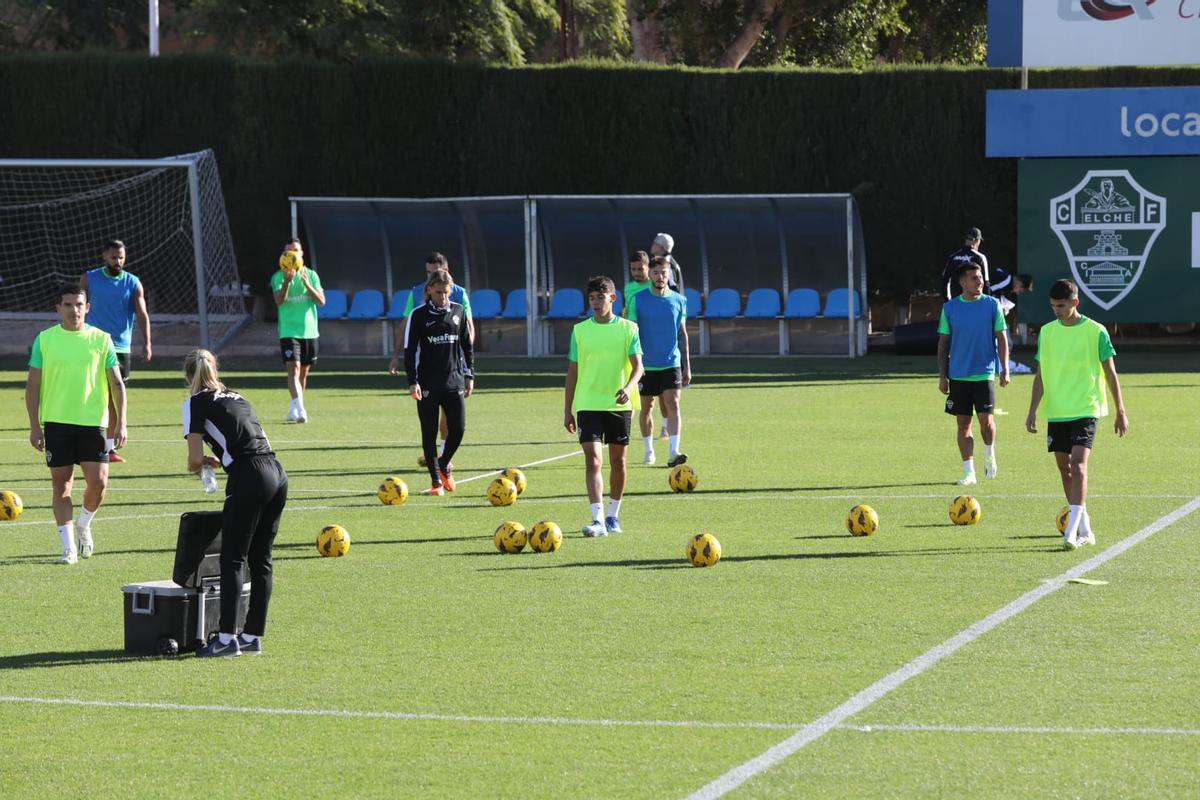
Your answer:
[270,238,325,423]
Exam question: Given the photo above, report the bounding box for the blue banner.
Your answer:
[987,87,1200,158]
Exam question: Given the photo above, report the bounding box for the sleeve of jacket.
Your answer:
[460,306,474,379]
[404,306,420,385]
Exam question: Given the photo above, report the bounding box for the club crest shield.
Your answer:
[1049,170,1165,310]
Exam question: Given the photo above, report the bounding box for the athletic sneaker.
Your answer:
[77,527,94,559]
[237,636,263,655]
[195,636,241,658]
[422,484,445,497]
[957,472,978,486]
[108,451,126,463]
[58,548,78,565]
[439,468,456,492]
[581,520,607,537]
[1078,530,1096,546]
[296,406,308,423]
[666,453,688,469]
[643,452,656,466]
[1062,534,1079,551]
[604,516,622,534]
[286,403,299,422]
[984,457,997,479]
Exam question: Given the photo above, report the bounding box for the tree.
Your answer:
[0,0,148,52]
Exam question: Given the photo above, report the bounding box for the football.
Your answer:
[279,250,304,272]
[845,504,879,536]
[685,533,722,567]
[377,476,409,506]
[486,477,518,507]
[316,524,351,557]
[1056,505,1070,534]
[0,489,22,521]
[500,467,527,495]
[493,521,528,554]
[528,520,562,552]
[949,495,981,525]
[669,464,698,493]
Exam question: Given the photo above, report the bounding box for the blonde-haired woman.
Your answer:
[183,349,288,657]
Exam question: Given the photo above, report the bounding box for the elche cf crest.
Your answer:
[1049,170,1165,310]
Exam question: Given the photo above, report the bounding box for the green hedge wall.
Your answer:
[2,54,1197,300]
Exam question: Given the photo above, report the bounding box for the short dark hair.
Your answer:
[284,237,301,248]
[650,256,671,270]
[964,227,982,242]
[425,252,448,268]
[586,276,615,296]
[1049,279,1078,301]
[1016,273,1034,291]
[59,283,86,301]
[630,250,649,264]
[955,262,982,280]
[103,239,125,252]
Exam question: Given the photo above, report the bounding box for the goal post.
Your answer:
[0,149,248,354]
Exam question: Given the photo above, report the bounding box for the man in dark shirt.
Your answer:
[942,227,990,300]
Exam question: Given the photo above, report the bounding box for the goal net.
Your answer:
[0,149,248,354]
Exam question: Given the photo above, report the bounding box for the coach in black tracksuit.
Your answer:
[404,269,474,495]
[183,348,288,657]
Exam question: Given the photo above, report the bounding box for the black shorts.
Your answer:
[944,379,995,416]
[576,411,632,446]
[1047,418,1097,453]
[43,422,109,468]
[115,352,131,381]
[280,338,318,365]
[639,367,683,397]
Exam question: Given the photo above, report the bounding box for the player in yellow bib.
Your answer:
[25,284,127,564]
[564,276,643,537]
[1025,279,1128,550]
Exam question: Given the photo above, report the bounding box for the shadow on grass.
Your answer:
[473,543,1062,571]
[273,535,487,560]
[0,649,153,669]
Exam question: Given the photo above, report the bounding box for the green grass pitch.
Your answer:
[0,352,1197,798]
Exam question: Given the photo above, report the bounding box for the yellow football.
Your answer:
[528,520,562,553]
[377,476,409,506]
[316,524,350,557]
[846,504,879,536]
[685,533,722,567]
[949,495,982,526]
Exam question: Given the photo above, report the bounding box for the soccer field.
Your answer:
[1,352,1197,799]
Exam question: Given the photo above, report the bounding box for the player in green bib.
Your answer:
[564,276,643,537]
[1025,279,1128,550]
[271,238,325,423]
[25,284,127,564]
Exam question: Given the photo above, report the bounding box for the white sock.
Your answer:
[962,458,975,474]
[77,506,96,531]
[218,632,235,645]
[669,434,681,456]
[57,523,75,552]
[1065,504,1084,539]
[608,498,622,518]
[105,437,115,453]
[590,502,603,523]
[239,633,258,642]
[643,436,654,455]
[1079,508,1092,534]
[984,443,995,462]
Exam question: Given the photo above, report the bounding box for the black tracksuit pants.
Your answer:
[419,388,466,484]
[220,455,288,636]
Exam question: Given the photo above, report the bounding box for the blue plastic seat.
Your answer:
[823,288,862,319]
[611,292,623,317]
[704,288,741,319]
[684,288,702,318]
[502,289,528,319]
[784,288,821,319]
[347,289,384,319]
[744,288,781,319]
[317,289,348,320]
[386,289,411,320]
[471,288,502,319]
[546,288,584,319]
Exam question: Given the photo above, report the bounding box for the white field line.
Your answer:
[840,723,1200,736]
[2,450,583,527]
[0,696,800,731]
[684,496,1200,800]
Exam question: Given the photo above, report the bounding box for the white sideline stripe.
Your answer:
[3,451,584,527]
[685,496,1200,800]
[841,723,1200,736]
[0,696,801,731]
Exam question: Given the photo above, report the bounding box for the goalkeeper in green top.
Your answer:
[1025,279,1128,551]
[564,276,644,537]
[271,238,325,423]
[25,284,127,564]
